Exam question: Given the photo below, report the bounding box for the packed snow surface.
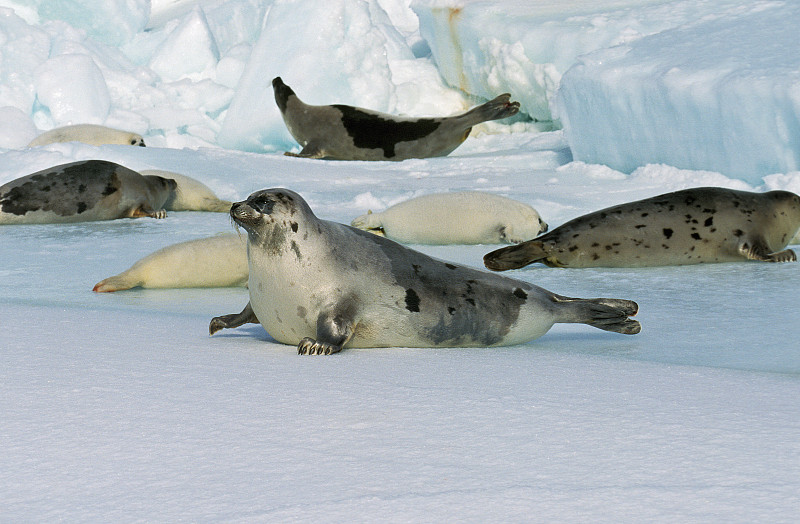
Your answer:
[1,0,799,521]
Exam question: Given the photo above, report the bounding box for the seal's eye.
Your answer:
[250,195,275,213]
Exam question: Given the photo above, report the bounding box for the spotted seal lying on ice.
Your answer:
[209,188,640,355]
[484,187,800,270]
[0,160,175,224]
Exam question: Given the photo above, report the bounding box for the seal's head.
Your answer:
[230,188,313,248]
[272,77,296,113]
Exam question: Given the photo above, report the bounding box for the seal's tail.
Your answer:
[461,93,520,126]
[554,295,641,335]
[351,210,379,230]
[484,240,547,271]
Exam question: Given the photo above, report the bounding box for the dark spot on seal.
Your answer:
[512,288,527,300]
[102,181,117,196]
[405,288,420,312]
[635,224,646,229]
[691,233,701,240]
[704,217,713,227]
[332,104,441,158]
[592,253,600,260]
[290,222,298,233]
[290,240,302,260]
[591,242,600,248]
[412,264,422,275]
[641,212,649,217]
[465,298,476,306]
[447,307,455,315]
[76,202,87,214]
[78,184,86,193]
[663,228,674,239]
[734,229,744,237]
[297,306,307,319]
[568,245,578,252]
[445,263,457,270]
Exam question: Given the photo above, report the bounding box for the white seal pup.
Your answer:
[27,124,145,147]
[139,170,232,212]
[0,160,176,224]
[93,233,248,292]
[484,187,800,270]
[351,191,547,245]
[209,189,640,355]
[273,77,520,161]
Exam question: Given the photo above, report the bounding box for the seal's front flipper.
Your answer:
[285,142,326,159]
[297,308,356,355]
[738,238,798,262]
[209,302,258,335]
[555,295,641,335]
[131,204,167,219]
[766,249,798,262]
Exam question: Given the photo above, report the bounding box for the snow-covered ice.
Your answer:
[1,0,799,521]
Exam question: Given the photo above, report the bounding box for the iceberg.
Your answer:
[412,0,746,124]
[557,2,800,184]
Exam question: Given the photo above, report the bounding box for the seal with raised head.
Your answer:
[483,187,800,270]
[93,233,247,292]
[272,77,520,161]
[0,160,176,224]
[27,124,145,147]
[209,188,640,355]
[351,191,547,244]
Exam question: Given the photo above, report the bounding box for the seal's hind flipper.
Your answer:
[738,238,797,262]
[462,93,520,125]
[351,210,385,234]
[209,302,258,335]
[484,240,548,271]
[554,295,641,335]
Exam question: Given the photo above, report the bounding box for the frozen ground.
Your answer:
[1,0,799,520]
[2,138,800,521]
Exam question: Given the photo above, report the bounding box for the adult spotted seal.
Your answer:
[0,160,176,224]
[27,124,145,147]
[93,233,248,292]
[272,77,520,161]
[209,188,640,355]
[484,187,800,270]
[351,191,547,244]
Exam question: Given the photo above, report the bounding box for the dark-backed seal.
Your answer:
[27,124,145,147]
[484,187,800,270]
[93,233,247,292]
[0,160,176,224]
[209,188,640,355]
[351,191,547,244]
[272,77,520,161]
